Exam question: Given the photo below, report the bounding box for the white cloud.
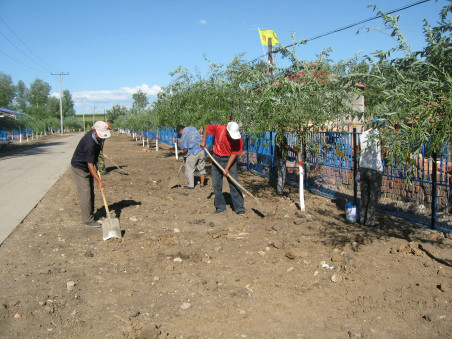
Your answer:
[199,19,207,25]
[73,84,162,103]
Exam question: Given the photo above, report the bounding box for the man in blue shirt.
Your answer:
[176,125,206,189]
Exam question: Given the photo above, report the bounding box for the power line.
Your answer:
[0,16,55,72]
[0,49,48,74]
[254,0,433,61]
[286,0,433,48]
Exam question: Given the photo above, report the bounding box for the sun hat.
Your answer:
[226,121,241,140]
[93,121,111,139]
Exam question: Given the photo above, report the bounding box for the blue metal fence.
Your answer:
[0,128,33,142]
[139,127,451,232]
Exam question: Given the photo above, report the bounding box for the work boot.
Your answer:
[85,221,101,227]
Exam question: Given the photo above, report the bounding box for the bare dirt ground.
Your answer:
[1,132,451,339]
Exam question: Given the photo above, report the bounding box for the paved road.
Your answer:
[0,133,83,245]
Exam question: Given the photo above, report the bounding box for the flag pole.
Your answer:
[258,28,271,76]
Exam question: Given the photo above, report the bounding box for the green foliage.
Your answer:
[115,108,157,132]
[132,90,149,110]
[0,74,76,126]
[46,96,60,118]
[0,72,16,109]
[347,2,451,173]
[62,90,76,117]
[64,116,83,130]
[14,80,28,113]
[27,79,51,115]
[0,116,21,130]
[106,105,128,125]
[151,52,357,163]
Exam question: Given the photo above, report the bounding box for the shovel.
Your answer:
[203,147,267,216]
[168,161,184,189]
[97,171,121,240]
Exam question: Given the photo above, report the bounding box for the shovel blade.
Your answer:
[102,218,121,241]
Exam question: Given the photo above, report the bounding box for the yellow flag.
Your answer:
[258,29,279,45]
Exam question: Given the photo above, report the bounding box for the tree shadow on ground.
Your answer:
[313,196,452,267]
[94,199,141,219]
[0,141,66,159]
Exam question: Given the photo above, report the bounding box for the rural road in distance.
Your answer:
[0,133,83,245]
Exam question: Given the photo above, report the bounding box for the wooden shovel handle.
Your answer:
[97,171,111,219]
[203,147,256,200]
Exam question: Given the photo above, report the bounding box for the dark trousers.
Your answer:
[359,168,382,226]
[72,166,95,223]
[275,158,287,195]
[211,154,245,213]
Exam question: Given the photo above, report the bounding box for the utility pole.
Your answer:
[93,106,97,125]
[79,97,86,132]
[51,72,69,135]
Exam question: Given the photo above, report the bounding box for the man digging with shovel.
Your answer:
[200,121,245,215]
[71,121,111,227]
[176,125,206,189]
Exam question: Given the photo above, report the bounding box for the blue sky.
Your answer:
[0,0,448,115]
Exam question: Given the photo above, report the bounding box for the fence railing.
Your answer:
[135,127,452,232]
[0,128,34,143]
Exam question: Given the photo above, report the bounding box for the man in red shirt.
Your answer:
[200,122,245,214]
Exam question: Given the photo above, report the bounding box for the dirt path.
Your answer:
[1,133,451,339]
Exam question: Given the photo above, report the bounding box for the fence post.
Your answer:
[353,125,358,205]
[431,152,438,229]
[270,131,274,179]
[246,134,250,172]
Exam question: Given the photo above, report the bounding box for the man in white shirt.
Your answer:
[358,120,385,226]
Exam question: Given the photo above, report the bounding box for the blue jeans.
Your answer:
[211,154,245,213]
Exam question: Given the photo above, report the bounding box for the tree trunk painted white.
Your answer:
[298,160,305,211]
[175,138,179,160]
[147,137,149,148]
[142,138,145,148]
[156,130,159,151]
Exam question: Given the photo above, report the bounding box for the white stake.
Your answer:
[298,160,305,211]
[175,137,179,160]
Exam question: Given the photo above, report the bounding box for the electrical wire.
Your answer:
[0,49,48,74]
[286,0,432,48]
[0,16,55,73]
[254,0,433,62]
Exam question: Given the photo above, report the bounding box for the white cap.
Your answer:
[93,121,111,139]
[227,121,241,139]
